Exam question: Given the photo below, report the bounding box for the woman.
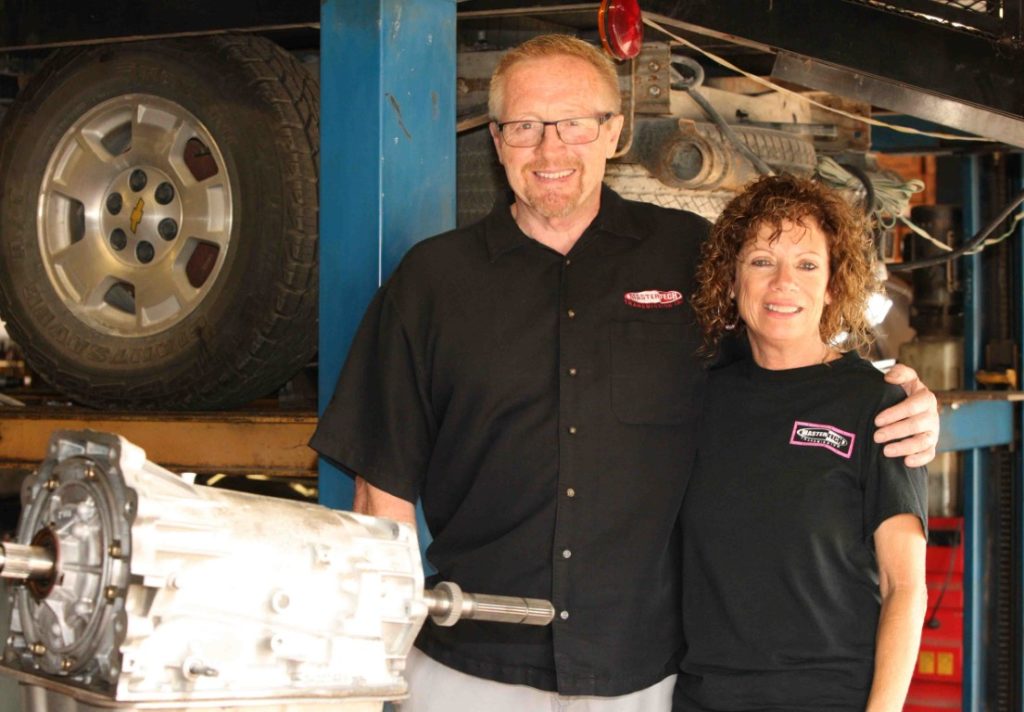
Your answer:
[676,174,928,711]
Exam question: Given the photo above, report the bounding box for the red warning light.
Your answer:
[599,0,643,60]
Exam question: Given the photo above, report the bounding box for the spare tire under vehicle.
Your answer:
[0,35,319,409]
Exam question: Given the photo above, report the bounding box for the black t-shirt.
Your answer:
[311,187,710,696]
[676,351,928,712]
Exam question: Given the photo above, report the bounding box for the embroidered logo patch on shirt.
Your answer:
[623,290,683,309]
[789,421,855,459]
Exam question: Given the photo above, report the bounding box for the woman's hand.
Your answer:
[874,364,939,468]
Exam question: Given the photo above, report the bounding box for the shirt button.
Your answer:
[567,309,576,319]
[560,610,570,621]
[562,549,572,559]
[566,487,576,498]
[568,426,577,435]
[568,367,578,376]
[565,258,572,266]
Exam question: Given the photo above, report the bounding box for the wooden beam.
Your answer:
[0,409,317,477]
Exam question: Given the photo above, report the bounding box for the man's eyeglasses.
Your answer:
[495,113,616,148]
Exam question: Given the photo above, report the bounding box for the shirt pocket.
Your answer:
[609,320,702,425]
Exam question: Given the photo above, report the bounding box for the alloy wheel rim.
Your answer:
[38,94,233,338]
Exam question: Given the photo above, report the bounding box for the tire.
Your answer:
[602,163,737,221]
[457,126,507,227]
[0,35,319,409]
[722,123,818,177]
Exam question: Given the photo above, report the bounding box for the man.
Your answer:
[311,34,938,712]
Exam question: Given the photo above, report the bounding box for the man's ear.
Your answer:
[605,113,625,158]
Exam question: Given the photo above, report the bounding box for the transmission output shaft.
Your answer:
[423,581,555,627]
[0,542,55,582]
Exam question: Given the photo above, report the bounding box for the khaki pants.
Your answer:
[397,647,675,712]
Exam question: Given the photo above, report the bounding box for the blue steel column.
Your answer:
[1017,155,1024,704]
[318,0,456,508]
[961,155,984,711]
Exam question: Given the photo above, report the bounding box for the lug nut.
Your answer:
[110,229,127,251]
[136,241,155,264]
[129,169,148,192]
[154,182,175,205]
[157,218,178,241]
[106,193,123,215]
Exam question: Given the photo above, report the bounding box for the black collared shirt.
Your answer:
[311,187,709,696]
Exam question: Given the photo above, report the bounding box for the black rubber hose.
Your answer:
[889,187,1024,271]
[837,161,877,218]
[923,522,962,631]
[672,56,775,177]
[685,89,776,177]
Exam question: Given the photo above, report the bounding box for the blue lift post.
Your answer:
[318,0,456,509]
[960,154,985,712]
[947,157,1024,710]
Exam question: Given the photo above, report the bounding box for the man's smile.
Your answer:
[534,168,575,180]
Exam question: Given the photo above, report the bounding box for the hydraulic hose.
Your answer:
[889,187,1024,271]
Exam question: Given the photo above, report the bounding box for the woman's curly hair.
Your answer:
[692,173,880,357]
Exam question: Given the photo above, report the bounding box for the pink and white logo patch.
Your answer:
[789,421,856,459]
[624,290,683,309]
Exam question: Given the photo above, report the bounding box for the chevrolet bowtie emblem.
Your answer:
[130,198,145,234]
